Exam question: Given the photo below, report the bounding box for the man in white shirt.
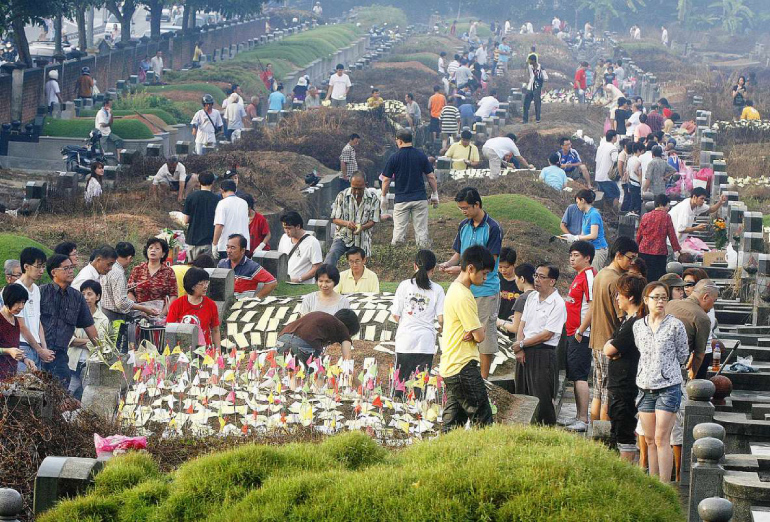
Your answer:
[211,180,250,259]
[669,188,727,244]
[223,92,249,142]
[438,51,447,75]
[504,19,511,34]
[45,70,62,114]
[639,141,655,186]
[552,17,561,32]
[481,134,532,180]
[15,247,54,372]
[150,50,164,82]
[72,245,117,291]
[626,103,642,137]
[514,263,567,425]
[191,94,223,155]
[447,54,460,81]
[595,130,620,209]
[325,63,351,108]
[475,90,500,119]
[151,156,197,201]
[94,98,122,161]
[278,211,323,284]
[661,26,669,47]
[475,43,487,66]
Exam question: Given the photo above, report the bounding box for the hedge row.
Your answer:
[42,118,155,139]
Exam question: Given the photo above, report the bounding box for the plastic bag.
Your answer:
[94,434,147,458]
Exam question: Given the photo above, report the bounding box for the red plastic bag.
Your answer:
[94,433,147,458]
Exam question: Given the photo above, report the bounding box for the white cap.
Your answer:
[48,70,58,79]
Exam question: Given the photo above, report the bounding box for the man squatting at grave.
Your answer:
[275,309,361,363]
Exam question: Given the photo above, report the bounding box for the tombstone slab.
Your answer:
[33,457,104,515]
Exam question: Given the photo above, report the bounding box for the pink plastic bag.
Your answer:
[695,168,714,191]
[604,117,612,134]
[682,236,710,255]
[94,434,147,458]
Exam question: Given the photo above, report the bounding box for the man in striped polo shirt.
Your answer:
[439,98,461,149]
[438,187,502,379]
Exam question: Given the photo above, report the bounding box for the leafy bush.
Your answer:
[39,426,684,521]
[42,118,155,139]
[350,5,408,29]
[112,92,191,124]
[431,194,563,235]
[78,108,178,126]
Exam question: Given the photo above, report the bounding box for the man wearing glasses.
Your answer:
[514,263,567,425]
[15,248,55,373]
[587,236,639,422]
[39,254,100,388]
[0,260,22,308]
[325,171,380,268]
[666,279,719,380]
[217,234,277,298]
[337,247,380,295]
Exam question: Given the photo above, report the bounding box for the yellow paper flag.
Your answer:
[398,420,410,434]
[219,416,226,432]
[109,360,124,373]
[276,381,282,394]
[203,354,215,366]
[162,345,171,357]
[134,368,141,382]
[172,345,183,355]
[223,370,235,382]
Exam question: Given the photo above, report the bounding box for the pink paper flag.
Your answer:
[226,390,235,404]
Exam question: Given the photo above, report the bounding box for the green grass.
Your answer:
[39,426,684,521]
[454,21,492,39]
[0,234,52,287]
[763,214,770,228]
[430,194,563,235]
[351,5,408,29]
[42,118,154,139]
[145,83,227,102]
[77,109,178,126]
[384,52,440,70]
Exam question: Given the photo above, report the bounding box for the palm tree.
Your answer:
[708,0,753,35]
[577,0,645,32]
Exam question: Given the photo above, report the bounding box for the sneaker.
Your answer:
[565,420,588,432]
[557,416,577,427]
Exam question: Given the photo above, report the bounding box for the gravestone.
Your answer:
[146,143,162,157]
[33,457,104,515]
[251,250,287,282]
[688,436,726,522]
[682,379,716,487]
[175,141,192,155]
[165,323,200,351]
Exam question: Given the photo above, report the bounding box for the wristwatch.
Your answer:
[518,340,525,351]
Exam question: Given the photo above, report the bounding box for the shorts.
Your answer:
[331,98,347,108]
[636,383,682,413]
[475,294,499,355]
[565,167,582,180]
[598,180,620,200]
[566,335,591,381]
[168,174,192,191]
[429,117,441,134]
[592,350,610,404]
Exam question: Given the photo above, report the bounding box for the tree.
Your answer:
[708,0,753,35]
[576,0,645,31]
[106,0,137,43]
[1,0,59,66]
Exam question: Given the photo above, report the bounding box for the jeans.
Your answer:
[391,200,430,247]
[637,383,683,413]
[68,360,87,401]
[275,333,320,365]
[323,237,351,268]
[628,184,641,213]
[523,89,542,123]
[42,349,71,389]
[17,342,40,373]
[442,360,493,432]
[609,386,638,450]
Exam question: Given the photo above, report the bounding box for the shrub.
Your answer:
[112,92,190,124]
[78,108,178,126]
[431,194,563,235]
[39,426,684,521]
[42,118,155,139]
[350,5,408,29]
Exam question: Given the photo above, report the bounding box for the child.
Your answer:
[391,250,445,397]
[440,245,495,431]
[496,247,519,322]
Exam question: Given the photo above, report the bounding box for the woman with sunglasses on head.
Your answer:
[633,281,689,483]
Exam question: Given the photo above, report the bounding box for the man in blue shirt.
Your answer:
[380,129,438,248]
[458,101,475,130]
[438,187,502,379]
[558,137,591,187]
[40,254,99,388]
[539,153,569,190]
[268,84,287,112]
[561,203,583,236]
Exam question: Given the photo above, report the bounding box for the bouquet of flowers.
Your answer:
[713,218,727,250]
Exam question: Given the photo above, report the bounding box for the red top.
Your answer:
[636,208,681,255]
[248,212,271,255]
[0,313,20,381]
[166,295,220,346]
[574,68,587,90]
[128,262,178,304]
[565,267,596,336]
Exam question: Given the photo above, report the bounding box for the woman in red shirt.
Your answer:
[0,284,36,380]
[128,237,178,316]
[166,268,221,350]
[636,193,681,282]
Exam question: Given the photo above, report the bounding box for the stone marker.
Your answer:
[175,141,192,155]
[251,250,288,282]
[204,267,234,303]
[682,379,716,487]
[146,143,162,157]
[33,457,104,515]
[688,436,726,522]
[165,323,200,351]
[697,497,733,522]
[0,488,23,522]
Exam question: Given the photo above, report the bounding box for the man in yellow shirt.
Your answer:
[440,245,495,431]
[741,100,761,120]
[337,247,380,294]
[443,130,481,170]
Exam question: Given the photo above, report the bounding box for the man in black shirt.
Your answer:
[183,171,221,261]
[496,247,519,321]
[614,97,632,136]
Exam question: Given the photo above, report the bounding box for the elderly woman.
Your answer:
[166,268,221,350]
[633,281,689,483]
[128,237,177,316]
[68,280,111,399]
[0,284,36,380]
[299,264,350,316]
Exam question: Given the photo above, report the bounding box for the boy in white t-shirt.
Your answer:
[325,64,351,108]
[277,211,323,284]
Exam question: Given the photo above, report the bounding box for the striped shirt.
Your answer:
[439,105,460,134]
[329,187,380,255]
[447,60,460,80]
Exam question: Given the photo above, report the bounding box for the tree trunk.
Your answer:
[150,0,162,39]
[54,13,63,55]
[120,4,135,43]
[77,8,88,50]
[182,3,190,32]
[11,16,32,67]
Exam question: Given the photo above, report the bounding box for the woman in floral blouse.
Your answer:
[633,281,689,483]
[128,237,177,316]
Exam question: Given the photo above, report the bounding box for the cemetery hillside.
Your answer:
[0,1,770,521]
